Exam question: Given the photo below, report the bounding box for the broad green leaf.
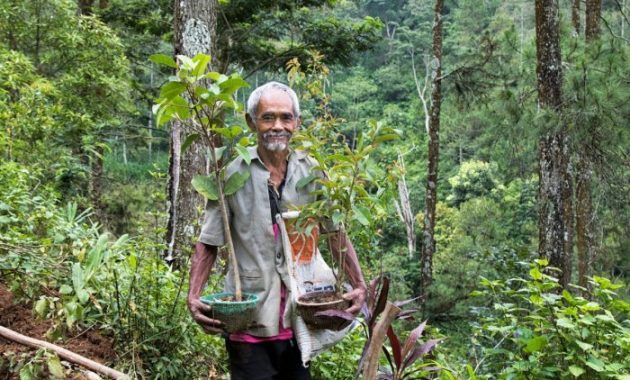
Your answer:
[77,289,90,305]
[203,71,223,81]
[159,81,186,100]
[352,204,370,226]
[72,263,84,294]
[234,145,251,165]
[373,133,400,144]
[524,336,547,353]
[296,174,318,190]
[192,176,219,200]
[191,54,211,77]
[19,365,34,380]
[224,171,251,196]
[35,298,48,317]
[529,267,543,280]
[575,340,593,351]
[332,211,344,226]
[556,318,576,329]
[149,53,177,68]
[176,55,194,70]
[171,95,190,119]
[568,365,585,377]
[47,355,65,378]
[59,285,73,295]
[219,76,249,94]
[584,356,605,372]
[181,133,200,154]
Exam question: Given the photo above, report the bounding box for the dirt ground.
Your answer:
[0,282,116,379]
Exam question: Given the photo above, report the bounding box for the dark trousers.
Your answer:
[225,338,311,380]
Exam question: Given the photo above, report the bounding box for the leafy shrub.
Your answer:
[470,260,630,379]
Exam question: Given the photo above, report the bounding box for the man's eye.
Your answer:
[281,114,294,122]
[261,115,275,122]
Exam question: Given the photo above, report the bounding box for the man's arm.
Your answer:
[187,242,224,334]
[328,230,367,316]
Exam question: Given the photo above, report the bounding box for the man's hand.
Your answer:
[188,297,224,335]
[343,285,367,316]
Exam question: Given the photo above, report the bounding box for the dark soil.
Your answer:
[0,282,116,379]
[299,291,343,304]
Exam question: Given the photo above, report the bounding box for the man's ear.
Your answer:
[245,113,257,132]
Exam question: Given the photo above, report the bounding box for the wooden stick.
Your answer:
[363,301,401,380]
[0,325,129,380]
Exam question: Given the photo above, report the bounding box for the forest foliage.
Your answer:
[0,0,628,378]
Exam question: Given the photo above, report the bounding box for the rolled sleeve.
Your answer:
[198,200,227,246]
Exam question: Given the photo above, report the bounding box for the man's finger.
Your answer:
[194,313,224,330]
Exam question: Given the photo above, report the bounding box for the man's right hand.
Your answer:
[188,297,224,335]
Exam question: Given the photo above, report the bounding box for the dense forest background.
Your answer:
[0,0,628,378]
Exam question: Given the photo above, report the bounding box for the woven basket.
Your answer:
[296,290,352,331]
[201,292,259,333]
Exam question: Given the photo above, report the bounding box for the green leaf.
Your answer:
[584,356,605,372]
[159,81,186,100]
[19,365,34,380]
[352,204,370,226]
[149,53,177,68]
[575,340,594,351]
[568,366,585,378]
[181,133,200,154]
[191,53,211,77]
[35,298,48,317]
[72,263,84,294]
[296,174,318,190]
[171,95,190,119]
[77,289,90,305]
[524,336,547,353]
[556,318,576,329]
[0,215,11,224]
[59,285,73,295]
[332,211,343,226]
[219,75,249,94]
[530,267,543,280]
[192,176,219,201]
[373,133,400,144]
[234,145,251,165]
[224,171,251,196]
[47,355,64,378]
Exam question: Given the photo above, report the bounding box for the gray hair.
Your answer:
[246,81,300,120]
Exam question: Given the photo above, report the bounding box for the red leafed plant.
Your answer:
[357,276,443,380]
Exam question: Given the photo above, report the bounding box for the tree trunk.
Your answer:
[78,0,93,15]
[535,0,573,287]
[576,0,602,289]
[572,0,581,35]
[585,0,602,41]
[420,0,443,305]
[165,0,218,264]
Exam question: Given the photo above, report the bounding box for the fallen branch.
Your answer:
[0,325,129,380]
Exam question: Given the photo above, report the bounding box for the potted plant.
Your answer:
[284,58,400,330]
[151,53,257,332]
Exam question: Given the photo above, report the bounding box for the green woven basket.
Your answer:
[201,292,259,333]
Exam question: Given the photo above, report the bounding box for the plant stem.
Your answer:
[189,88,242,301]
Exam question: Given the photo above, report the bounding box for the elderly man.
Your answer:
[187,81,367,379]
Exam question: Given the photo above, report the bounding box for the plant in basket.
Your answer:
[151,53,257,332]
[285,58,400,331]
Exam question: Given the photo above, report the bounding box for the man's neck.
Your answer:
[257,146,289,188]
[257,146,289,170]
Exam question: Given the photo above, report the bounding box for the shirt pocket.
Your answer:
[240,269,264,293]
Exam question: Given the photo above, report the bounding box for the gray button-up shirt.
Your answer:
[198,146,325,337]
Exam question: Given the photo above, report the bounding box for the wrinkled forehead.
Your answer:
[256,89,295,114]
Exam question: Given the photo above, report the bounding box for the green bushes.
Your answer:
[0,161,227,378]
[469,260,630,379]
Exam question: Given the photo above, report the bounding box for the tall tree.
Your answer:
[535,0,573,287]
[165,0,218,263]
[419,0,444,305]
[576,0,602,289]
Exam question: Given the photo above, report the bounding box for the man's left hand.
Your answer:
[343,286,367,316]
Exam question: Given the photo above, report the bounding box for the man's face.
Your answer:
[247,89,300,153]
